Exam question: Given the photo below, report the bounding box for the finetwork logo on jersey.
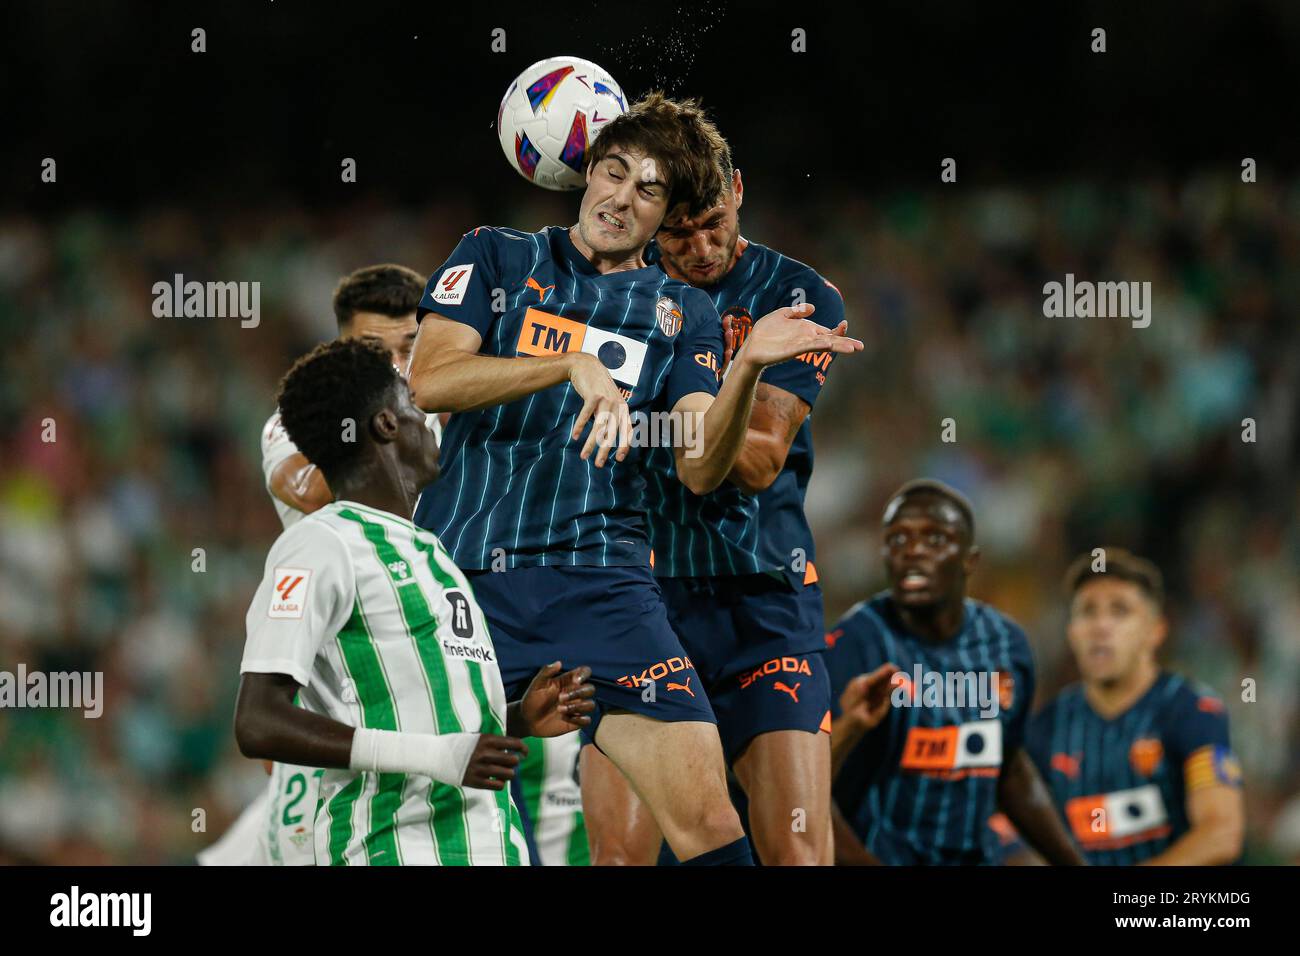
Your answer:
[433,264,474,305]
[268,567,311,619]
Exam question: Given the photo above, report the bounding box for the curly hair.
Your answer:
[586,91,730,218]
[275,338,399,483]
[332,264,426,331]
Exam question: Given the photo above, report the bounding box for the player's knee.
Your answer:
[669,799,743,846]
[588,845,649,866]
[756,833,824,866]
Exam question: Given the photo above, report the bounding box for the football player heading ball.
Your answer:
[407,90,863,865]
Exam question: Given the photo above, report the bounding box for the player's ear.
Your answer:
[964,544,981,576]
[1150,609,1169,650]
[732,168,744,210]
[370,407,400,443]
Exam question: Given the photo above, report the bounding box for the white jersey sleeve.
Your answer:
[261,410,300,485]
[261,410,311,529]
[242,518,355,687]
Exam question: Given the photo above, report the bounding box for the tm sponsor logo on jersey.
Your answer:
[900,720,1003,776]
[516,307,648,392]
[433,263,475,305]
[890,666,1007,719]
[50,886,151,936]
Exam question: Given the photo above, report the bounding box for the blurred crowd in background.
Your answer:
[1,173,1297,863]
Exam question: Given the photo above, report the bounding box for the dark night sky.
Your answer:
[4,0,1298,212]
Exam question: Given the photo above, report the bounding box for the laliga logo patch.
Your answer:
[269,567,311,619]
[432,264,474,305]
[656,296,682,337]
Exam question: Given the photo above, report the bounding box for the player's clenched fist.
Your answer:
[738,302,863,370]
[462,734,528,790]
[566,352,633,467]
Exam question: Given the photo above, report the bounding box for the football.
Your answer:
[496,55,627,191]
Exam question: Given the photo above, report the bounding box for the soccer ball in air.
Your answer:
[496,56,627,191]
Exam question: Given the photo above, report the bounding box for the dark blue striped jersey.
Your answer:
[413,226,723,570]
[1025,672,1241,865]
[825,593,1036,865]
[643,239,844,585]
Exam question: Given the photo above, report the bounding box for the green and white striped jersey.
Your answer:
[241,499,529,866]
[517,733,589,865]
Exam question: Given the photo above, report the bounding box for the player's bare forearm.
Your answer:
[408,313,576,413]
[726,428,784,494]
[269,453,333,514]
[674,355,763,495]
[1138,786,1243,865]
[997,748,1086,865]
[726,383,808,494]
[504,701,529,738]
[412,348,576,413]
[1137,828,1239,866]
[832,802,881,865]
[235,672,355,769]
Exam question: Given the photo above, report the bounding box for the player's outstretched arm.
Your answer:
[408,315,574,412]
[505,662,597,738]
[673,303,862,494]
[831,663,898,779]
[235,672,527,790]
[996,747,1087,865]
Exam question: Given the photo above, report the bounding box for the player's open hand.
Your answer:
[839,662,899,732]
[739,302,863,371]
[514,661,597,738]
[567,353,633,467]
[462,734,528,790]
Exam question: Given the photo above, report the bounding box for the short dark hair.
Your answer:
[275,338,400,483]
[586,91,729,219]
[884,478,976,540]
[1064,547,1165,608]
[332,264,425,331]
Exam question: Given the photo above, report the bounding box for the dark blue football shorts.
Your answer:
[657,574,831,763]
[464,564,716,746]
